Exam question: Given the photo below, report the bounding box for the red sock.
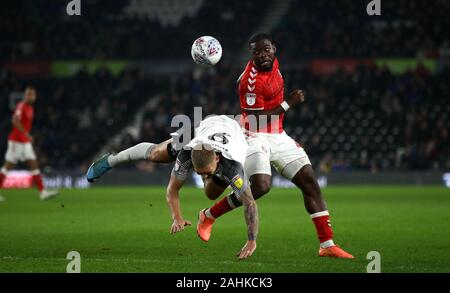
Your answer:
[0,172,6,188]
[32,173,44,192]
[311,211,334,245]
[209,196,236,219]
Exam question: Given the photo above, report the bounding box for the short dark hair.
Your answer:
[248,33,273,46]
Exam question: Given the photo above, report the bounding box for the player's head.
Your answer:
[191,145,220,176]
[248,33,276,71]
[24,86,37,104]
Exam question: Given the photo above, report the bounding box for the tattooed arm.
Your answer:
[236,185,259,259]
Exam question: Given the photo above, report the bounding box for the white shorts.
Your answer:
[245,131,311,180]
[4,141,37,164]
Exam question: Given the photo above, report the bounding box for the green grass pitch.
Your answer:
[0,186,449,272]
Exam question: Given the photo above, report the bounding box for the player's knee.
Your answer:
[251,177,271,199]
[205,190,221,200]
[295,166,321,198]
[204,177,225,200]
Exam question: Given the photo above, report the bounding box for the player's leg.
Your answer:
[86,139,176,182]
[25,158,58,200]
[0,161,17,201]
[1,141,20,200]
[203,176,228,200]
[203,144,272,218]
[291,165,352,258]
[275,133,353,258]
[197,176,229,242]
[197,138,272,242]
[20,142,58,200]
[0,161,16,188]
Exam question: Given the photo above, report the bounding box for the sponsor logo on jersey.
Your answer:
[246,93,256,106]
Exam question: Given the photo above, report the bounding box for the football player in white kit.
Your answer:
[166,115,259,259]
[87,115,259,259]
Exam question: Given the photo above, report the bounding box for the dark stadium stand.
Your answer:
[1,0,449,172]
[272,0,450,59]
[0,66,163,168]
[1,0,267,60]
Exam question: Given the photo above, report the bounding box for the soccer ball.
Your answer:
[191,36,222,66]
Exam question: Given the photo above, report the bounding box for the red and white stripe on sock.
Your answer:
[30,169,44,192]
[311,210,335,248]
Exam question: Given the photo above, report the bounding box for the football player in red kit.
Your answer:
[0,86,58,201]
[197,33,354,258]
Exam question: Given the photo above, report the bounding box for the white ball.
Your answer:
[191,36,222,66]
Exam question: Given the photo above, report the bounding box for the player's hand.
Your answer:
[170,218,191,234]
[26,133,34,143]
[287,89,305,107]
[236,240,257,260]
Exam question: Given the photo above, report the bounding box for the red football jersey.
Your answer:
[238,58,284,133]
[8,101,34,143]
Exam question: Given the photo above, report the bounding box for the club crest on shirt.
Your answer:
[246,93,256,106]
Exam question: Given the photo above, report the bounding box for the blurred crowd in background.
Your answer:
[1,0,449,172]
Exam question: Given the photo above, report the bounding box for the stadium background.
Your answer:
[0,0,449,272]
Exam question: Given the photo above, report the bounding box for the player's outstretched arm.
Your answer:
[236,186,259,259]
[166,174,191,234]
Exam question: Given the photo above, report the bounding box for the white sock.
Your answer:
[107,143,155,167]
[320,239,335,248]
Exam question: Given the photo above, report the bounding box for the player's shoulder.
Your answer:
[239,60,265,93]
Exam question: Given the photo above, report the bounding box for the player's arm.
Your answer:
[243,89,305,117]
[166,149,193,234]
[226,161,259,259]
[11,110,32,141]
[236,185,259,260]
[166,174,191,234]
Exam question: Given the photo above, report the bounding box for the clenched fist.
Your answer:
[287,89,305,107]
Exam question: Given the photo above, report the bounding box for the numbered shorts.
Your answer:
[245,131,311,180]
[4,141,37,164]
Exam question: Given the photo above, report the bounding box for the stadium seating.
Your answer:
[1,0,449,172]
[0,66,163,169]
[272,0,450,59]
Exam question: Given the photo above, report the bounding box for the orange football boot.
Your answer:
[197,209,215,242]
[319,245,354,259]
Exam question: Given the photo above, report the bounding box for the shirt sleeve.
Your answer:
[171,149,192,181]
[221,159,249,198]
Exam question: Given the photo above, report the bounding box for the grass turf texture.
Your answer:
[0,186,449,272]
